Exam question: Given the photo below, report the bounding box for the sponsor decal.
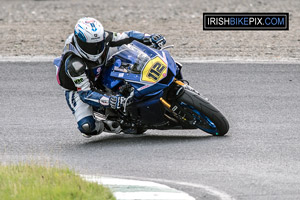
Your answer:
[96,67,101,74]
[141,56,168,83]
[137,84,151,91]
[100,96,109,106]
[85,19,95,24]
[91,37,101,40]
[114,66,128,73]
[94,67,101,81]
[74,78,84,84]
[90,23,97,32]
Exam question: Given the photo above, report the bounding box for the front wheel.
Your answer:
[122,126,147,135]
[176,90,229,136]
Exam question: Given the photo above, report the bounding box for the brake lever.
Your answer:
[123,90,134,113]
[160,45,174,50]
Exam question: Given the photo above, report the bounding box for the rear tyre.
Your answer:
[177,90,229,136]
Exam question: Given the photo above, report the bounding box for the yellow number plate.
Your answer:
[141,57,168,83]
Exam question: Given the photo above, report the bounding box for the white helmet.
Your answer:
[74,17,105,61]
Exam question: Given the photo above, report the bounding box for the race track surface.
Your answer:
[0,62,299,199]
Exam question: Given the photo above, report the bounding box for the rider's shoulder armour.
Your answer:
[58,35,84,90]
[66,55,86,77]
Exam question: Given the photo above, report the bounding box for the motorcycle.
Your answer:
[95,41,229,136]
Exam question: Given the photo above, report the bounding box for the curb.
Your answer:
[81,175,195,200]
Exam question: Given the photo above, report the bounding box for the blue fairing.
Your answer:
[129,91,166,125]
[101,41,177,99]
[53,57,62,66]
[132,41,177,76]
[163,50,177,76]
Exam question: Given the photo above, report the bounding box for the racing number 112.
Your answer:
[147,62,166,81]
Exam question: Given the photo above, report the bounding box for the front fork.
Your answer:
[160,78,195,106]
[160,79,185,108]
[160,79,192,123]
[160,79,207,127]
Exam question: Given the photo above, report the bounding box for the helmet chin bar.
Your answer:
[74,36,104,62]
[85,52,102,62]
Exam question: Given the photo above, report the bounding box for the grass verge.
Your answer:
[0,164,116,200]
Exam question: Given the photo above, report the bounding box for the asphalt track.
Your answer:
[0,61,300,200]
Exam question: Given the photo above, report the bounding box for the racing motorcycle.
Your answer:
[95,41,229,136]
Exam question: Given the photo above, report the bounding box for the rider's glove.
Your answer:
[150,34,166,49]
[109,95,126,110]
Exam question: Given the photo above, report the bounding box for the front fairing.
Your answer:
[101,41,177,98]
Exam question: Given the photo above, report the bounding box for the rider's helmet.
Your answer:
[74,17,105,61]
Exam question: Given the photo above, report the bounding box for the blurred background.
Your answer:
[0,0,299,61]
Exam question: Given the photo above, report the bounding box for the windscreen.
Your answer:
[113,44,150,74]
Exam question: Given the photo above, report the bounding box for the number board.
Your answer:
[141,57,168,83]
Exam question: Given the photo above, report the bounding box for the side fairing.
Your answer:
[53,57,62,85]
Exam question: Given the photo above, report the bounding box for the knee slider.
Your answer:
[78,116,96,135]
[81,123,92,133]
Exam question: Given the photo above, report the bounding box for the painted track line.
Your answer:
[105,175,235,200]
[145,178,236,200]
[81,174,235,200]
[81,175,195,200]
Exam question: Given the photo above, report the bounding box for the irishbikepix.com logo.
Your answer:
[203,13,289,30]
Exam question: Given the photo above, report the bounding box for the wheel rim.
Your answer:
[180,102,219,135]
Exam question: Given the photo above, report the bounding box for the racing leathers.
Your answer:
[56,31,165,137]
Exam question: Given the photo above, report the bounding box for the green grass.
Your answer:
[0,164,116,200]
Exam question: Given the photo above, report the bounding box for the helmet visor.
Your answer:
[75,35,105,56]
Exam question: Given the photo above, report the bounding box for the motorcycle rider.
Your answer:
[55,17,166,138]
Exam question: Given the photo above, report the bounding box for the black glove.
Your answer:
[109,95,126,110]
[150,34,166,49]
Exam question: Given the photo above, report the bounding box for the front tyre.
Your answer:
[122,127,147,135]
[177,90,229,136]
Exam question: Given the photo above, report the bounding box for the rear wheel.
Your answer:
[176,90,229,136]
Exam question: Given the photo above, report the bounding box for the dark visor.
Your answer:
[75,35,105,55]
